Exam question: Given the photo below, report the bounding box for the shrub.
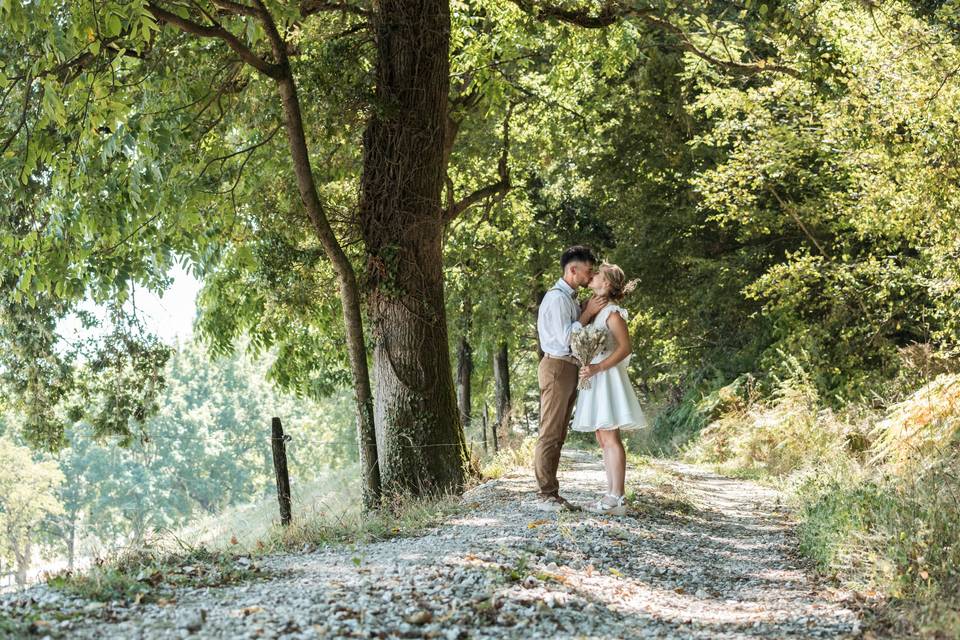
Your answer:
[795,455,960,637]
[685,370,854,477]
[870,373,960,473]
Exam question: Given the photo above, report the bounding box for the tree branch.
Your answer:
[445,105,513,223]
[198,124,281,178]
[211,0,262,18]
[493,67,589,132]
[147,2,283,78]
[300,0,370,18]
[0,72,32,157]
[252,0,291,71]
[643,13,802,79]
[508,0,802,78]
[510,0,635,27]
[768,187,827,256]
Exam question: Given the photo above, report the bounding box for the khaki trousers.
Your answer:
[534,355,578,497]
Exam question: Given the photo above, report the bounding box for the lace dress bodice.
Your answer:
[591,304,628,361]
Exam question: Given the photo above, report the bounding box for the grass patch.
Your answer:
[795,457,960,638]
[683,373,856,478]
[47,547,267,604]
[625,449,650,469]
[179,465,360,551]
[481,436,536,479]
[705,463,784,486]
[268,493,463,550]
[43,466,464,607]
[626,464,696,516]
[499,552,532,583]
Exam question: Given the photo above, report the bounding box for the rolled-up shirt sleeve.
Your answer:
[538,291,580,357]
[564,319,583,349]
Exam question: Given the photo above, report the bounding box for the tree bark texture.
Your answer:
[360,0,467,496]
[456,334,472,434]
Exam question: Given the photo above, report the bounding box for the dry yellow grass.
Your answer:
[870,373,960,473]
[686,375,851,477]
[480,436,536,479]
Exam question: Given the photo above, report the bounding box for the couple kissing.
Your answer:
[534,245,647,515]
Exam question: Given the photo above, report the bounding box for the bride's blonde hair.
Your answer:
[599,262,638,301]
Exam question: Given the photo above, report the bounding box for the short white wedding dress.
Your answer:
[571,304,648,432]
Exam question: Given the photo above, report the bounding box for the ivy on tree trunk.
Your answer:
[361,0,467,496]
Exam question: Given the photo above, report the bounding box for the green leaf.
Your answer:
[106,13,122,38]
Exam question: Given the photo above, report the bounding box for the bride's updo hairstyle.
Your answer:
[599,262,639,301]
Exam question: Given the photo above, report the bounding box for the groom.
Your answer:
[534,245,606,511]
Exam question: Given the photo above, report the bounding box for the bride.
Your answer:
[572,262,648,515]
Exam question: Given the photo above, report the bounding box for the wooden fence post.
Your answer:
[271,417,292,526]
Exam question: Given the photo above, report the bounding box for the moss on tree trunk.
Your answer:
[361,0,467,496]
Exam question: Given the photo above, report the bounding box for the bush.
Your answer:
[684,371,857,477]
[871,373,960,473]
[643,375,739,455]
[795,456,960,637]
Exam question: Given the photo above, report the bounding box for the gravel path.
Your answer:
[7,451,861,639]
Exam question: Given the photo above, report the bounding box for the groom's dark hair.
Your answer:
[560,245,596,269]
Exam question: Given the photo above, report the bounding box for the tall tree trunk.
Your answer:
[131,496,146,545]
[276,72,380,509]
[456,296,473,439]
[261,14,382,508]
[533,284,546,360]
[493,341,510,452]
[456,334,472,436]
[360,0,466,496]
[67,514,76,572]
[481,401,490,454]
[11,531,30,587]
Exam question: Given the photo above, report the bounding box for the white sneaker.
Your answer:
[588,493,627,516]
[535,495,573,512]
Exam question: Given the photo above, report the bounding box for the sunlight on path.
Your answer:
[9,452,861,639]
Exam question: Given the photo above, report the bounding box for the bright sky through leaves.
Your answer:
[57,264,201,347]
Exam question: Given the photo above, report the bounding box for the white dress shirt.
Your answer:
[538,279,583,357]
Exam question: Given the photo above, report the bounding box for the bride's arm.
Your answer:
[579,312,631,382]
